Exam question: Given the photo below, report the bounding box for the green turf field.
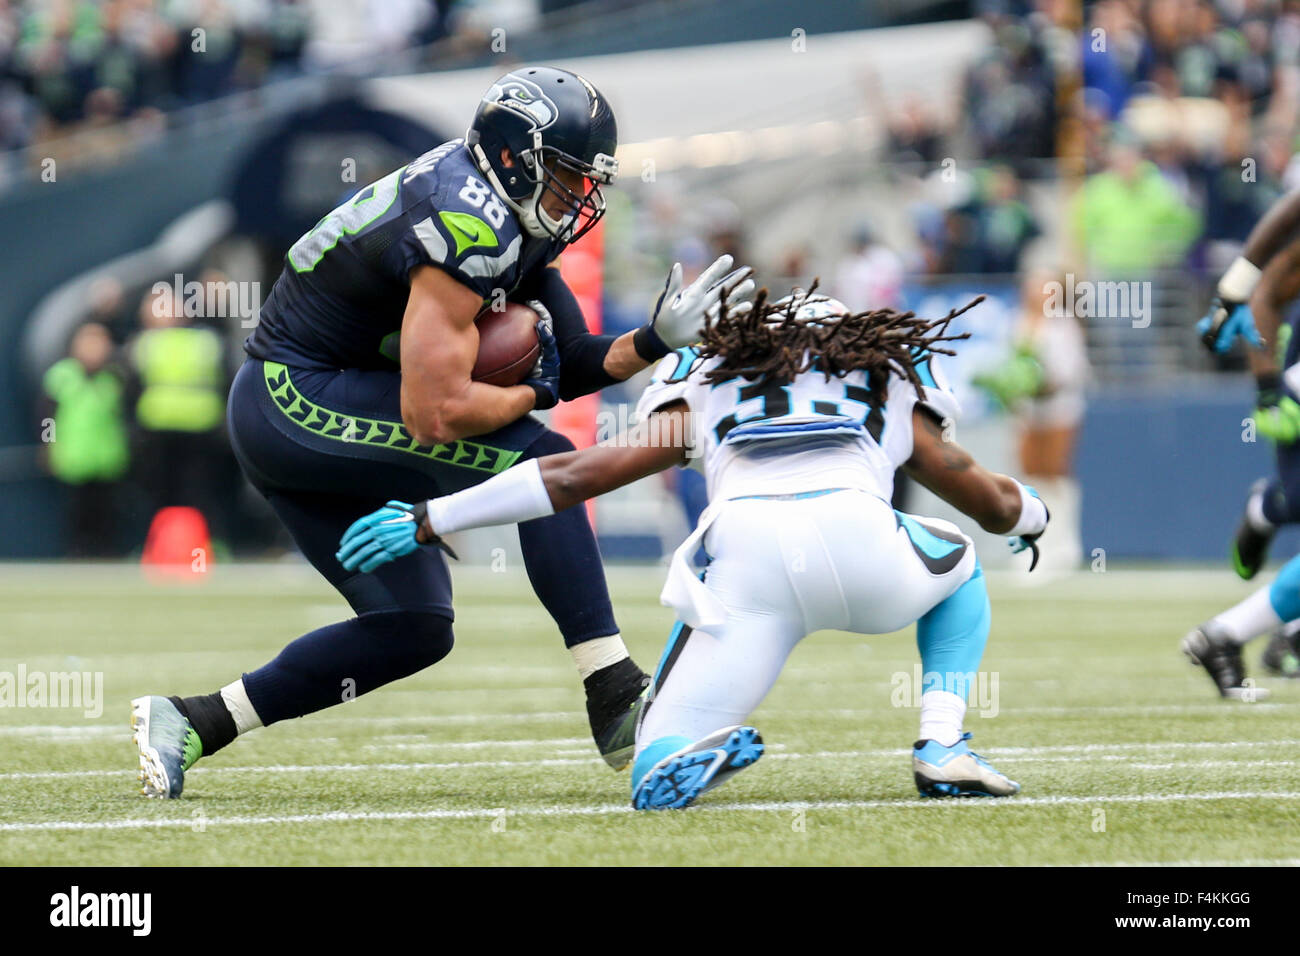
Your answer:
[1,562,1298,866]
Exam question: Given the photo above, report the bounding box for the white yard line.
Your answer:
[361,736,588,749]
[2,745,1295,782]
[1073,858,1300,867]
[0,711,589,741]
[4,790,1300,833]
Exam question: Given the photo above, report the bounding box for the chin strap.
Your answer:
[468,139,553,240]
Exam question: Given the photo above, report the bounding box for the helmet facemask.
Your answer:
[516,143,617,243]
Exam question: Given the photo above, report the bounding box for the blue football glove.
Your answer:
[523,300,561,410]
[1198,298,1261,354]
[336,500,458,574]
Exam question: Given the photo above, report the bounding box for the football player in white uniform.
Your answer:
[338,288,1049,809]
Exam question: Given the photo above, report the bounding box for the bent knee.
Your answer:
[359,609,455,669]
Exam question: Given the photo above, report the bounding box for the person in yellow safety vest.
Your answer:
[41,322,130,556]
[130,285,229,540]
[134,288,226,433]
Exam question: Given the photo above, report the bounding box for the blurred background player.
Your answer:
[339,290,1049,809]
[130,66,754,798]
[1187,189,1300,694]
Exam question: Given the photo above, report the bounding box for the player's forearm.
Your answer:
[419,449,650,539]
[1246,243,1300,378]
[1242,190,1300,268]
[528,266,629,398]
[975,473,1038,534]
[602,331,653,381]
[404,381,535,445]
[555,330,653,398]
[422,459,556,538]
[540,433,683,509]
[906,459,1025,534]
[419,418,685,538]
[1247,294,1285,378]
[904,410,1026,533]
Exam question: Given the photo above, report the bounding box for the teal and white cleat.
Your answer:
[913,732,1019,797]
[130,695,202,799]
[632,725,764,810]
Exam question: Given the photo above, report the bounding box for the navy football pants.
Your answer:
[225,358,618,724]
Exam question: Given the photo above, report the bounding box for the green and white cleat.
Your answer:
[593,685,649,771]
[130,695,202,798]
[586,658,652,771]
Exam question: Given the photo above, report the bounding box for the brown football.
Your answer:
[472,301,542,387]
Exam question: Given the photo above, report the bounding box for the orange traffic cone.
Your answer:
[142,506,211,583]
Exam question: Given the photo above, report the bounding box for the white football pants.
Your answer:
[637,488,977,748]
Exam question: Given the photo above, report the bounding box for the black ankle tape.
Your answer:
[173,692,237,756]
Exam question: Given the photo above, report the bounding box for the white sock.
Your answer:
[220,679,263,735]
[1246,486,1275,533]
[571,634,629,680]
[426,459,554,535]
[918,689,966,747]
[1212,586,1281,645]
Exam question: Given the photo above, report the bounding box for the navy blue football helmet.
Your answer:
[467,66,618,244]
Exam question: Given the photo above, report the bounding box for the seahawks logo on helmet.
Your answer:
[484,76,558,131]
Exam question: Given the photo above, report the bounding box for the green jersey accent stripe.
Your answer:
[288,167,405,274]
[262,361,523,474]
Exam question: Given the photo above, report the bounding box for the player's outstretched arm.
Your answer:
[1244,239,1300,443]
[337,403,691,572]
[903,407,1047,542]
[1200,190,1300,354]
[526,403,691,511]
[1241,189,1300,270]
[400,265,550,445]
[1248,239,1300,379]
[527,257,754,396]
[417,403,689,539]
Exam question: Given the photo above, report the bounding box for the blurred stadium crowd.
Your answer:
[18,0,1300,561]
[1077,0,1300,278]
[0,0,580,154]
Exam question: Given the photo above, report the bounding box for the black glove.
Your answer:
[523,301,561,410]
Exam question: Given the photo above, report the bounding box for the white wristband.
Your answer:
[1007,482,1048,538]
[1218,257,1263,304]
[425,459,556,536]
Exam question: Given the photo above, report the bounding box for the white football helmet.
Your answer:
[772,290,851,325]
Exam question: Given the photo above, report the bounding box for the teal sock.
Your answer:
[916,561,991,698]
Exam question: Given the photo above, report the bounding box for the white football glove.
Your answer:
[641,254,756,352]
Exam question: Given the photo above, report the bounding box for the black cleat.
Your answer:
[1182,623,1268,700]
[584,657,651,771]
[1261,622,1300,678]
[1231,480,1275,580]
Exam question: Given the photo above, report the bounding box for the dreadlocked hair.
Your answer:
[697,282,982,408]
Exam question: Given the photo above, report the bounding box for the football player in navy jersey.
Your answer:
[130,66,754,798]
